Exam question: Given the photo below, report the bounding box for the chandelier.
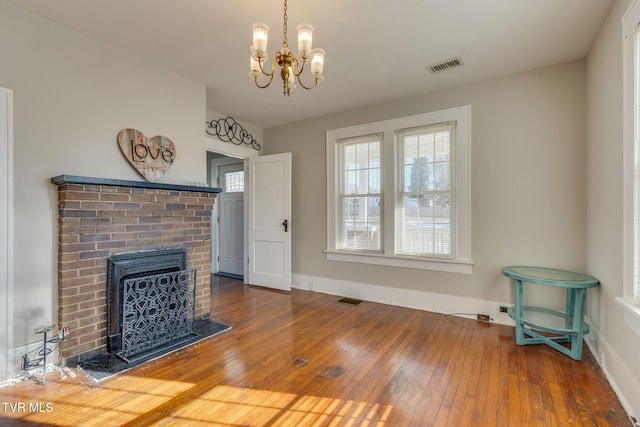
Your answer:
[249,0,325,96]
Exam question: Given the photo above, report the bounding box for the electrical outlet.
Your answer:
[499,306,508,313]
[477,314,490,322]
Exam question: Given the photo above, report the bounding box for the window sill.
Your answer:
[615,297,640,339]
[325,250,473,274]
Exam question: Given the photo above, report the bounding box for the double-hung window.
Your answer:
[326,106,472,274]
[339,134,382,251]
[620,0,640,335]
[397,122,455,257]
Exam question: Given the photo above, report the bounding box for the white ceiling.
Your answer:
[11,0,614,128]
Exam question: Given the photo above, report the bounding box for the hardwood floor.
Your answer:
[0,276,631,426]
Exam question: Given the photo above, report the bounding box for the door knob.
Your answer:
[282,219,288,232]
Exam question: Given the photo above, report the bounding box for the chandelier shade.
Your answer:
[249,0,325,96]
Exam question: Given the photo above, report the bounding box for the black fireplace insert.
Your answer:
[106,248,187,354]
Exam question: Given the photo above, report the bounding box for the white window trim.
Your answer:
[326,105,472,274]
[619,0,640,337]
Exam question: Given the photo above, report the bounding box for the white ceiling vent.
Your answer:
[427,57,464,75]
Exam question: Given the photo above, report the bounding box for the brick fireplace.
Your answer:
[51,175,220,365]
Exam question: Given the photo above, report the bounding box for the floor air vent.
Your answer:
[427,56,464,74]
[337,297,365,306]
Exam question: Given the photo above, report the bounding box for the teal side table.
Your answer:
[501,266,599,361]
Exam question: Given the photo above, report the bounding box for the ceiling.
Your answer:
[11,0,614,128]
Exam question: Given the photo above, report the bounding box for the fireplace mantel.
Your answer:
[51,175,222,194]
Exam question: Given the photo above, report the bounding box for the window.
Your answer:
[634,23,640,305]
[397,123,454,257]
[339,135,381,251]
[620,0,640,335]
[326,106,472,274]
[224,170,244,193]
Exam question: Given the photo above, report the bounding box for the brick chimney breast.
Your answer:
[52,175,219,365]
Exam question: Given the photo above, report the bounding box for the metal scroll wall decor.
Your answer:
[206,117,261,150]
[117,129,176,182]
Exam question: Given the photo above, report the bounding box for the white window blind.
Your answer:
[339,134,382,251]
[397,122,455,257]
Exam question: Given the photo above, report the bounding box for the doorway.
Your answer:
[208,152,245,280]
[217,163,244,278]
[205,136,291,290]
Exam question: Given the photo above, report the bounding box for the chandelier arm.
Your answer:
[257,56,275,78]
[253,56,277,89]
[289,55,318,90]
[296,75,319,91]
[254,73,276,89]
[291,57,306,77]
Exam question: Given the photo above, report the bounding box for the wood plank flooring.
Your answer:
[0,276,631,426]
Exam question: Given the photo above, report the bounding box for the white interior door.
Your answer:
[0,87,13,382]
[247,153,291,290]
[218,163,244,277]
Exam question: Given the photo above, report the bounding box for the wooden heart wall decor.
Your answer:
[117,129,176,182]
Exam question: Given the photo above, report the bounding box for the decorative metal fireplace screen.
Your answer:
[120,269,196,361]
[107,248,186,354]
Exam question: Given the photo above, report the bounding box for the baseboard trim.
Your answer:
[584,317,639,421]
[292,273,514,326]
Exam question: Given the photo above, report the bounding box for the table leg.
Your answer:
[565,288,575,329]
[569,288,586,361]
[513,279,525,345]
